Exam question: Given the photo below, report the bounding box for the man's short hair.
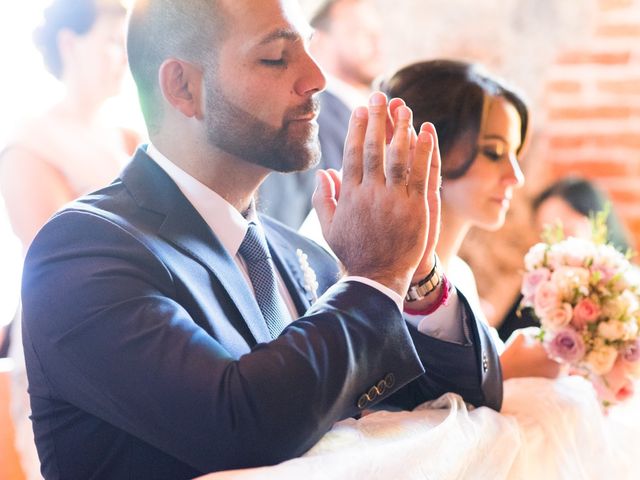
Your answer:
[127,0,225,133]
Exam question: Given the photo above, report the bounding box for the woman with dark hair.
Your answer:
[533,177,631,252]
[0,2,137,478]
[380,59,562,380]
[498,176,633,341]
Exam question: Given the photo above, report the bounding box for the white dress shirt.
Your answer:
[147,144,466,343]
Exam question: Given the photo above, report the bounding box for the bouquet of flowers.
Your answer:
[520,210,640,407]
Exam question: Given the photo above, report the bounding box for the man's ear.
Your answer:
[158,59,204,120]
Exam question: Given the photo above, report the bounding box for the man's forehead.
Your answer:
[219,0,312,45]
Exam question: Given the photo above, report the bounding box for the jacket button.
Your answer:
[384,373,395,388]
[377,380,387,393]
[357,394,369,409]
[368,386,380,399]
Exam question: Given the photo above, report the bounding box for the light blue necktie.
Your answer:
[238,222,290,339]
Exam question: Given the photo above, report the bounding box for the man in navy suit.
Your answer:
[21,0,501,478]
[258,0,384,228]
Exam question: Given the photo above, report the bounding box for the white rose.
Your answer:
[545,246,565,271]
[594,244,628,272]
[602,291,640,320]
[551,266,590,296]
[525,243,548,271]
[614,266,640,292]
[597,320,628,341]
[540,302,573,331]
[624,320,639,339]
[561,237,596,267]
[585,345,619,375]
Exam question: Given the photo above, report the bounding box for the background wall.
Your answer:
[303,0,640,323]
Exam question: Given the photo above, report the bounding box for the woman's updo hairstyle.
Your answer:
[33,0,126,79]
[379,59,529,180]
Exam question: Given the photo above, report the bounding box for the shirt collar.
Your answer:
[146,143,252,257]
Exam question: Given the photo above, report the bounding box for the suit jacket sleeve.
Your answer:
[384,290,503,411]
[22,209,426,473]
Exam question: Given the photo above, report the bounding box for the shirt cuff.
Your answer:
[340,276,404,312]
[404,288,468,345]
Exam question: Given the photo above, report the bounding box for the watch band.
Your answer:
[405,255,443,302]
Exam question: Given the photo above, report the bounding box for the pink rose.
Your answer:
[592,264,616,284]
[572,298,600,329]
[592,356,636,405]
[534,281,560,316]
[545,328,586,364]
[522,268,551,304]
[541,303,574,331]
[623,338,640,363]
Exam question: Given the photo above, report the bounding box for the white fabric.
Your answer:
[300,208,467,344]
[197,377,640,480]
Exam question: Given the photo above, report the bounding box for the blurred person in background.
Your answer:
[258,0,384,228]
[0,0,138,477]
[498,176,634,342]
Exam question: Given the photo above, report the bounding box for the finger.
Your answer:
[423,123,442,252]
[422,122,442,199]
[362,92,388,184]
[326,168,342,201]
[386,105,412,188]
[387,98,406,144]
[390,97,418,151]
[409,123,418,151]
[408,124,434,197]
[341,107,369,188]
[312,170,337,238]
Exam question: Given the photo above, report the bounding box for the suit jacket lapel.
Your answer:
[121,149,272,344]
[263,224,312,316]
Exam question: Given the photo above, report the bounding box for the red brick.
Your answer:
[596,24,640,37]
[598,0,634,10]
[625,217,640,247]
[548,133,640,149]
[545,81,583,94]
[598,79,640,95]
[549,160,633,179]
[608,189,640,205]
[549,106,634,120]
[557,51,631,65]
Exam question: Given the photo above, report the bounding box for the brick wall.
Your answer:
[531,0,640,244]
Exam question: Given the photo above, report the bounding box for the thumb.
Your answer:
[312,169,337,238]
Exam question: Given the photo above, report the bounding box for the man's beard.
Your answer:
[205,79,321,173]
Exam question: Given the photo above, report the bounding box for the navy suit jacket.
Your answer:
[22,149,501,479]
[258,90,352,228]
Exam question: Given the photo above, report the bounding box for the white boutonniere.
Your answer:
[296,249,319,303]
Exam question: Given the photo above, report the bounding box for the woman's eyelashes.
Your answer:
[480,146,504,162]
